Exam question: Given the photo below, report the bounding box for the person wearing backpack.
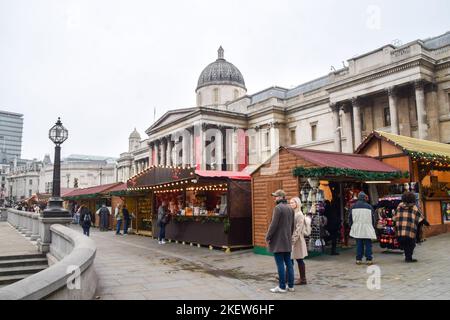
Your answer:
[290,197,310,285]
[80,205,93,237]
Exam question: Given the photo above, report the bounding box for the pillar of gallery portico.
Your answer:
[427,84,441,142]
[166,136,172,167]
[331,103,342,152]
[388,87,399,135]
[160,139,166,167]
[342,104,354,152]
[352,98,362,148]
[154,141,160,166]
[415,81,428,140]
[215,126,224,171]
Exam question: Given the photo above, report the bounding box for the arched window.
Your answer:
[213,88,219,104]
[234,89,239,100]
[197,92,202,106]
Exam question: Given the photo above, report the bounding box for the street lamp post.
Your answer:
[38,117,73,253]
[42,117,70,217]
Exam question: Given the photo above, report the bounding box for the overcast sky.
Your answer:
[1,0,449,160]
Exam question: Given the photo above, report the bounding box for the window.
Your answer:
[28,190,32,197]
[265,131,270,148]
[290,128,296,145]
[383,107,391,127]
[311,123,317,141]
[213,88,219,104]
[234,89,239,100]
[197,92,202,106]
[29,179,32,185]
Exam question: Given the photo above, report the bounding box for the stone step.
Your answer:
[0,274,31,286]
[0,253,45,261]
[0,265,47,277]
[0,258,48,268]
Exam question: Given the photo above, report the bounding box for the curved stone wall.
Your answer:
[0,209,97,300]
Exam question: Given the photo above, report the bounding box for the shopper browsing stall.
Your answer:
[394,192,425,263]
[349,192,377,265]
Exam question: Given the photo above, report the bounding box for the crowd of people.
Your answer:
[70,203,133,237]
[265,189,428,294]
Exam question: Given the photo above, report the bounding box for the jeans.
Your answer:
[356,239,373,261]
[82,226,90,237]
[116,220,122,234]
[398,237,416,261]
[158,222,166,241]
[274,252,294,289]
[123,217,129,234]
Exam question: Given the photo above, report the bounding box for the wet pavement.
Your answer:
[78,225,450,300]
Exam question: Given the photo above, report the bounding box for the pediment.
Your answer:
[147,108,196,133]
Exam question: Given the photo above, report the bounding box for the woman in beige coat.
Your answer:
[290,197,308,285]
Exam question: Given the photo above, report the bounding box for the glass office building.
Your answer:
[0,110,23,163]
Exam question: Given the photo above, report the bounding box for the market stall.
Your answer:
[251,147,405,255]
[356,131,450,237]
[108,183,151,235]
[127,166,252,250]
[63,182,124,229]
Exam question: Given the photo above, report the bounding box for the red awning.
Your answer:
[195,170,251,180]
[107,183,127,193]
[63,182,123,198]
[286,148,399,172]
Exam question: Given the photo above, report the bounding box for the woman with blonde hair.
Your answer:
[289,196,308,285]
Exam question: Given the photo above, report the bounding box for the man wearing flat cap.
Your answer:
[266,189,295,293]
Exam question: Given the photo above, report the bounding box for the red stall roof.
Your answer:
[63,182,123,198]
[286,148,399,172]
[195,170,251,180]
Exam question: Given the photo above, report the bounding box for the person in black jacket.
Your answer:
[80,206,93,237]
[122,204,130,235]
[325,200,341,255]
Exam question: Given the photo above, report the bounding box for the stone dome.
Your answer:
[196,46,246,91]
[129,128,141,140]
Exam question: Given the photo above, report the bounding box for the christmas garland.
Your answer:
[292,166,409,180]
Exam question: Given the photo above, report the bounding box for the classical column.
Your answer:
[182,131,190,167]
[427,83,440,142]
[388,87,399,135]
[189,128,195,167]
[149,142,154,166]
[166,136,172,167]
[154,141,160,166]
[215,126,224,171]
[160,139,166,167]
[342,104,354,153]
[331,103,342,152]
[201,123,207,170]
[415,80,428,140]
[269,122,279,156]
[351,97,362,148]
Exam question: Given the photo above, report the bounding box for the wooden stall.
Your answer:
[127,167,252,250]
[251,147,403,255]
[63,182,124,229]
[356,131,450,236]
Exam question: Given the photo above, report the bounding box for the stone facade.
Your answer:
[6,155,116,202]
[118,32,450,180]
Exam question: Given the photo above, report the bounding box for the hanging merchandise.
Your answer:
[376,195,403,250]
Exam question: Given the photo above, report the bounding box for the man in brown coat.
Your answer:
[266,189,295,293]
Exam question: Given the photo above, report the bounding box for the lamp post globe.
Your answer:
[43,117,70,217]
